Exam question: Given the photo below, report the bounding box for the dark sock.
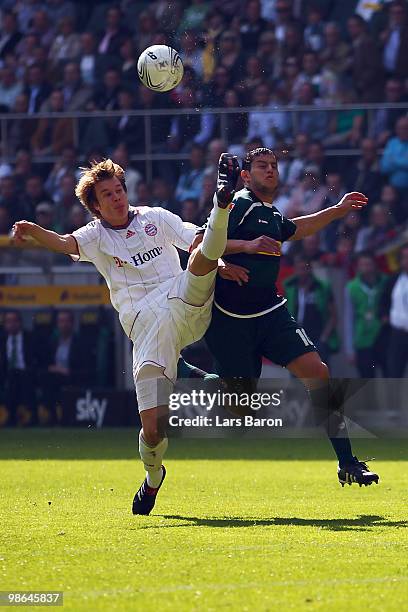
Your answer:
[176,357,219,380]
[309,382,354,467]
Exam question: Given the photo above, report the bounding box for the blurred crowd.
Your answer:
[0,0,407,263]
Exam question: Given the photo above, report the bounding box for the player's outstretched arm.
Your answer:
[288,192,368,241]
[12,221,79,256]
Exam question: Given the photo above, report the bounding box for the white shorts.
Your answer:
[129,269,216,389]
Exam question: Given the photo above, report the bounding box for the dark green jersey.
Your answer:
[215,187,297,316]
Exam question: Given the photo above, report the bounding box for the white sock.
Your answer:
[138,430,168,488]
[200,194,230,261]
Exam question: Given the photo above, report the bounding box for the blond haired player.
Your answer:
[12,154,241,515]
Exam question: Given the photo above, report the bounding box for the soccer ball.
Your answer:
[137,45,184,92]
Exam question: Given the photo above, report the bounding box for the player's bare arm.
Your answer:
[12,220,79,256]
[289,192,368,241]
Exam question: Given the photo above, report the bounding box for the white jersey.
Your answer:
[72,206,197,335]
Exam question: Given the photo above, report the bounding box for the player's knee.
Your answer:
[316,360,329,380]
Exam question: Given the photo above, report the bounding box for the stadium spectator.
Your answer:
[53,173,79,232]
[304,5,325,53]
[168,87,215,151]
[134,181,152,207]
[46,0,77,25]
[44,146,78,201]
[78,31,98,86]
[178,0,211,33]
[23,63,51,114]
[38,310,88,425]
[319,21,352,77]
[284,254,338,364]
[107,88,142,152]
[30,89,74,156]
[13,149,35,186]
[256,29,279,79]
[119,37,138,87]
[97,6,130,58]
[151,177,180,215]
[274,0,297,45]
[277,55,301,102]
[279,22,305,68]
[0,205,12,234]
[58,61,92,112]
[175,144,206,203]
[306,139,331,178]
[135,10,158,55]
[65,203,89,234]
[0,66,23,112]
[285,133,310,189]
[238,55,266,104]
[21,175,51,220]
[0,10,22,60]
[180,30,204,79]
[381,244,408,377]
[239,0,268,52]
[293,50,339,104]
[48,16,81,70]
[381,0,408,80]
[111,143,142,204]
[370,78,406,146]
[380,115,408,193]
[215,29,244,83]
[321,172,348,252]
[296,82,329,140]
[222,89,248,145]
[34,201,56,231]
[246,82,292,149]
[377,183,407,224]
[347,14,384,102]
[355,203,397,253]
[0,175,26,222]
[29,9,55,50]
[287,164,328,217]
[202,64,232,108]
[345,252,388,377]
[179,197,202,225]
[0,310,37,426]
[92,67,122,111]
[345,138,384,204]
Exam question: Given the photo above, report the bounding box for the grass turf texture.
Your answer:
[0,430,407,611]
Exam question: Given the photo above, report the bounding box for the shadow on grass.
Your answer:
[135,514,408,532]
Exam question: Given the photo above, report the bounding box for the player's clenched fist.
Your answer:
[216,153,240,208]
[244,235,282,256]
[11,220,34,243]
[336,192,368,214]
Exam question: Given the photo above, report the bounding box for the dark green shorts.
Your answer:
[205,304,317,377]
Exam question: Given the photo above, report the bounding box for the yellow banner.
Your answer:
[0,286,110,306]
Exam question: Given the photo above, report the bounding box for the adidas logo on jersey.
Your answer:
[126,229,135,239]
[131,246,163,266]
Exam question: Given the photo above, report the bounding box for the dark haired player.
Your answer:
[198,148,379,487]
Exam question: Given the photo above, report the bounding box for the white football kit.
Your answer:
[72,206,216,400]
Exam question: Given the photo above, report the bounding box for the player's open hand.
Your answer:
[218,261,250,286]
[336,192,368,215]
[11,220,34,244]
[244,235,281,256]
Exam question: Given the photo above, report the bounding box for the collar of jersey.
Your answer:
[101,208,136,230]
[244,187,274,208]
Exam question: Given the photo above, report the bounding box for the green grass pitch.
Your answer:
[1,429,407,611]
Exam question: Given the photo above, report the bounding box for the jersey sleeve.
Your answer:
[156,207,197,251]
[71,220,101,262]
[277,211,297,242]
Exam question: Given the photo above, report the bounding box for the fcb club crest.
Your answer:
[145,223,158,236]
